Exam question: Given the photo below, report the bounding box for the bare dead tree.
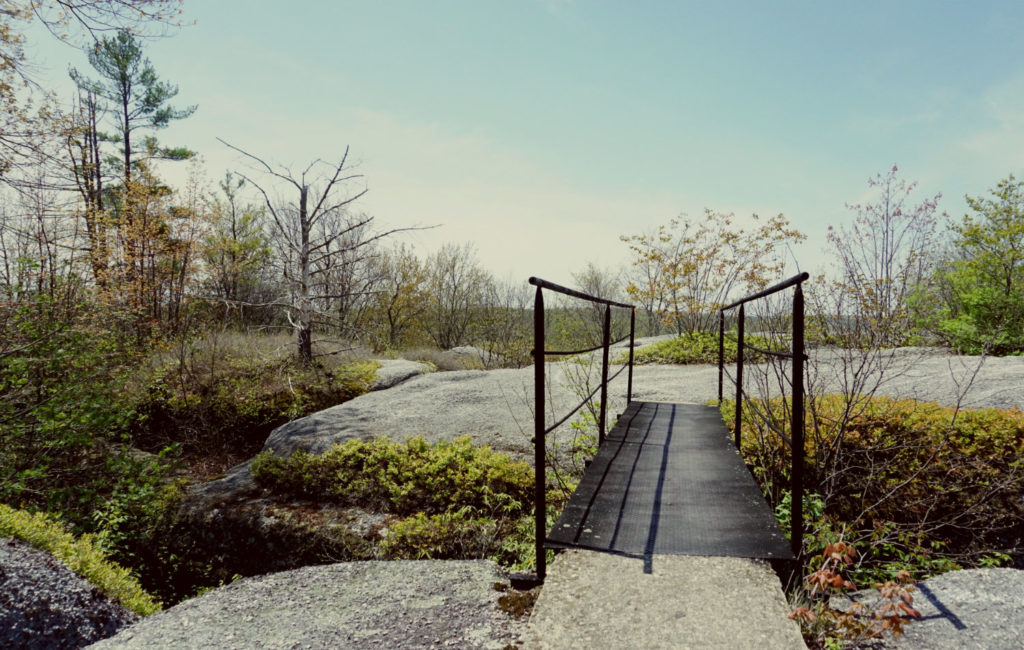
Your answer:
[219,139,406,363]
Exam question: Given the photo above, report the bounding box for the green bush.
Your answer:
[379,510,502,560]
[722,395,1024,581]
[0,503,160,616]
[621,331,772,365]
[136,354,378,455]
[246,436,554,573]
[251,436,533,518]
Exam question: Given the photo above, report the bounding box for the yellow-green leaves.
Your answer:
[0,503,161,616]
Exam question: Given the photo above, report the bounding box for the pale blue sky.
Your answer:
[26,1,1024,284]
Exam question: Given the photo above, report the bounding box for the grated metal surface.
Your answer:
[546,401,793,560]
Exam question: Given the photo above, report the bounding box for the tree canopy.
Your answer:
[935,175,1024,354]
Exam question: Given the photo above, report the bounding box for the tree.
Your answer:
[621,211,804,336]
[934,175,1024,354]
[201,172,271,324]
[66,88,110,287]
[66,29,194,335]
[827,165,941,346]
[69,28,195,187]
[424,242,492,350]
[1,1,184,183]
[222,140,399,363]
[476,276,531,367]
[364,243,429,350]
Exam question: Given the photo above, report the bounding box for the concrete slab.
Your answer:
[524,550,806,650]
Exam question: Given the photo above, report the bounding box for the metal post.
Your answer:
[734,303,745,450]
[627,307,635,403]
[598,304,611,446]
[533,286,546,581]
[718,310,725,403]
[791,283,805,563]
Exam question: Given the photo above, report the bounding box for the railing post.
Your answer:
[718,310,725,403]
[533,285,546,581]
[627,307,635,403]
[791,283,805,563]
[734,303,745,450]
[598,304,611,446]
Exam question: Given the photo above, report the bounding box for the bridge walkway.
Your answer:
[545,400,792,563]
[526,401,805,649]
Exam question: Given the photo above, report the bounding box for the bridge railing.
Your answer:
[526,276,636,583]
[717,271,809,561]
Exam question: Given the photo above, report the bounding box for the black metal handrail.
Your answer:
[717,271,808,562]
[527,276,636,583]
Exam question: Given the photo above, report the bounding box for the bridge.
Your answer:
[518,275,810,649]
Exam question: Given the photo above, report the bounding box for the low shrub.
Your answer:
[379,510,502,560]
[251,436,533,518]
[245,436,559,575]
[136,352,378,460]
[621,331,772,365]
[722,395,1024,582]
[0,503,160,616]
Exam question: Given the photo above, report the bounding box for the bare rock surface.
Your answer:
[835,568,1024,650]
[524,550,806,649]
[89,560,527,649]
[370,359,433,391]
[0,537,138,649]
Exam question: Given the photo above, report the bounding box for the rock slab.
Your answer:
[0,537,138,649]
[89,560,526,649]
[840,568,1024,650]
[524,550,806,649]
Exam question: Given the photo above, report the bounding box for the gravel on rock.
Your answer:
[0,537,138,649]
[89,560,527,649]
[836,568,1024,650]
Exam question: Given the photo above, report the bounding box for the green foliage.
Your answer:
[0,290,164,532]
[0,503,161,616]
[251,436,533,518]
[91,455,184,566]
[137,344,377,455]
[621,211,804,335]
[723,395,1024,580]
[248,436,549,574]
[623,331,771,365]
[932,175,1024,354]
[201,172,273,326]
[70,28,196,176]
[379,509,501,560]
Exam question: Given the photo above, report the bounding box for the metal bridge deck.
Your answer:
[546,401,793,560]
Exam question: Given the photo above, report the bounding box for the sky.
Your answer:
[21,0,1024,287]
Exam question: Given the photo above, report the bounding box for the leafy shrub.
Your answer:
[247,436,555,575]
[0,294,153,532]
[136,350,378,457]
[928,175,1024,355]
[790,538,923,647]
[379,510,502,560]
[621,330,772,365]
[723,395,1024,580]
[251,436,533,518]
[0,503,160,616]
